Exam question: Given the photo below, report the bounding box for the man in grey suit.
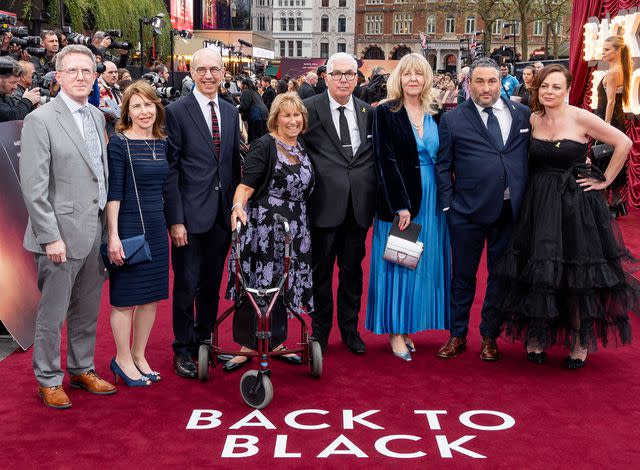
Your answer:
[20,45,116,409]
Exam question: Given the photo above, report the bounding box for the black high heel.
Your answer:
[564,356,587,369]
[527,351,547,365]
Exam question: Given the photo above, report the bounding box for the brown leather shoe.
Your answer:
[38,385,72,409]
[436,336,467,358]
[480,336,503,361]
[70,370,117,395]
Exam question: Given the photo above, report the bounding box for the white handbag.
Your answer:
[383,234,424,270]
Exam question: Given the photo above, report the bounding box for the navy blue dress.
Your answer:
[107,136,169,307]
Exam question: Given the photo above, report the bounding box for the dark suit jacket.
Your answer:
[374,100,435,222]
[163,92,241,233]
[301,91,376,229]
[435,97,531,224]
[298,82,316,100]
[262,86,276,110]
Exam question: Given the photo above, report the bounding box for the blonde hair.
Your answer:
[382,53,437,114]
[605,35,632,107]
[267,92,308,134]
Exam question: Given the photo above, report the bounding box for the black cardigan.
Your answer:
[374,100,440,222]
[241,133,305,201]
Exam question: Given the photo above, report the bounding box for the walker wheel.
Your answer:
[240,370,273,409]
[197,344,210,382]
[309,340,323,378]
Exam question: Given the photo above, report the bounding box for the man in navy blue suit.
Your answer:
[435,58,531,361]
[163,48,241,378]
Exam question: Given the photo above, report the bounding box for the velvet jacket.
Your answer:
[373,100,440,222]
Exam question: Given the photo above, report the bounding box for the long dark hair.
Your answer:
[530,64,572,115]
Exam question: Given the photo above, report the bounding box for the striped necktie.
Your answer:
[210,100,221,159]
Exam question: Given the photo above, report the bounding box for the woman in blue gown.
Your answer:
[366,53,450,360]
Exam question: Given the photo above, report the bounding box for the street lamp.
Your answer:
[503,21,518,67]
[139,13,165,77]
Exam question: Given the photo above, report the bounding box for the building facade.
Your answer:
[311,0,356,58]
[355,0,570,73]
[270,0,315,58]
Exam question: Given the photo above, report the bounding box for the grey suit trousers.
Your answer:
[32,221,104,387]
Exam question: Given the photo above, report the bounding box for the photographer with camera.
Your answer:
[31,30,59,76]
[98,60,122,135]
[13,60,35,99]
[0,57,40,121]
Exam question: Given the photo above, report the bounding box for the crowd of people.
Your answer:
[12,35,638,410]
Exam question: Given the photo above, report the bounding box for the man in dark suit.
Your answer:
[298,72,317,100]
[164,48,241,378]
[260,76,276,110]
[314,65,327,94]
[435,58,531,361]
[301,53,376,354]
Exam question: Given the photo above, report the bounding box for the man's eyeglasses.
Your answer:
[329,71,356,81]
[60,68,95,79]
[195,66,222,76]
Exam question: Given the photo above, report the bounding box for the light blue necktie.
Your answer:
[79,106,106,209]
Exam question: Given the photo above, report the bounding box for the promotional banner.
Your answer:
[0,121,39,350]
[202,0,251,30]
[277,58,327,80]
[171,0,195,31]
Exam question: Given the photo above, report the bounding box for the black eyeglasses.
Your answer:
[329,71,356,81]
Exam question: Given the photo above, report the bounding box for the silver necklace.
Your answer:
[143,139,156,159]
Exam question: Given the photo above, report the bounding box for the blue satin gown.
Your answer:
[366,114,451,334]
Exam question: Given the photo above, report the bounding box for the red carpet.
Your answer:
[2,211,640,469]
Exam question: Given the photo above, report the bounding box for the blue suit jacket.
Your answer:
[163,92,241,233]
[435,98,531,224]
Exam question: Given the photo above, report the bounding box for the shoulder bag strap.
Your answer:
[119,134,146,236]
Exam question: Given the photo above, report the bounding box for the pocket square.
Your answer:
[367,134,373,139]
[519,128,530,133]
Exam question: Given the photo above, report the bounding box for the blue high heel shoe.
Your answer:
[134,363,161,382]
[110,358,151,387]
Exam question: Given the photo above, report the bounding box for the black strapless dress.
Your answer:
[496,138,635,351]
[594,80,627,191]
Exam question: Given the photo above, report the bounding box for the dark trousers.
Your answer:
[447,201,513,339]
[171,205,230,357]
[310,203,369,344]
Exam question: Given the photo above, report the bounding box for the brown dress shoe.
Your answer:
[70,370,117,395]
[480,336,503,361]
[436,336,467,358]
[38,385,72,409]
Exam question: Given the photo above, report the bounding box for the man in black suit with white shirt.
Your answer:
[301,53,376,354]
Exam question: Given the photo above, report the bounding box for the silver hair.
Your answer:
[306,72,317,80]
[55,45,96,71]
[469,57,500,79]
[326,52,358,74]
[192,47,223,69]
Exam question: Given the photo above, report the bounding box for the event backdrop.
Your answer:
[569,0,640,207]
[171,0,194,31]
[201,0,251,30]
[0,121,39,350]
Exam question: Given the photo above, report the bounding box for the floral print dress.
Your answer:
[226,138,315,314]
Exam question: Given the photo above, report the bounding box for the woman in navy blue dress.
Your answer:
[106,81,169,386]
[366,53,450,361]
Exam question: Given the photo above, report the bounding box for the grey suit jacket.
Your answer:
[20,96,108,259]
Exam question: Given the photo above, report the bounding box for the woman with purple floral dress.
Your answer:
[224,93,315,372]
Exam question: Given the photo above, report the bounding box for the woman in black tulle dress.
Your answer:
[496,65,636,369]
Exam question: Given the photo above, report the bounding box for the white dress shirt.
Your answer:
[57,91,89,139]
[328,92,361,155]
[193,88,222,138]
[474,97,513,199]
[473,97,512,146]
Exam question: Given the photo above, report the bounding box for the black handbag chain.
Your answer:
[120,134,146,236]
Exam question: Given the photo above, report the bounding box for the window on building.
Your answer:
[394,13,413,35]
[258,16,266,31]
[288,17,295,31]
[533,20,543,36]
[288,40,294,56]
[365,14,383,35]
[465,16,476,34]
[338,15,346,33]
[427,16,435,34]
[297,40,303,57]
[297,17,302,31]
[366,0,383,4]
[511,20,521,35]
[321,0,329,6]
[445,16,455,34]
[280,40,286,57]
[321,15,329,32]
[280,18,286,31]
[492,19,504,36]
[337,42,346,53]
[320,42,329,58]
[339,0,347,6]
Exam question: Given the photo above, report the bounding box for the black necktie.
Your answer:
[338,106,353,159]
[483,107,504,150]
